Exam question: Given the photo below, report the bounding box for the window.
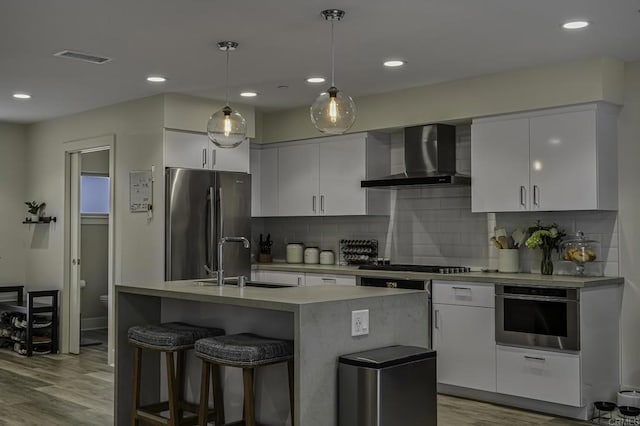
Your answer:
[80,175,110,214]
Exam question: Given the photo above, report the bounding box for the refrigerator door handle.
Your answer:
[208,186,216,271]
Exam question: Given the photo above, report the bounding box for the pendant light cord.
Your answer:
[330,19,335,86]
[225,48,230,106]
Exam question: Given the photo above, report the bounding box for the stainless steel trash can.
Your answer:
[338,345,437,426]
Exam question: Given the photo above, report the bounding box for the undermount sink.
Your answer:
[194,278,292,289]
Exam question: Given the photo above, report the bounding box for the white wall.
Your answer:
[0,123,27,285]
[24,95,166,292]
[618,60,640,387]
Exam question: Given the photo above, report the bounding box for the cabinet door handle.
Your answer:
[533,185,540,206]
[520,186,526,207]
[202,148,207,168]
[434,309,440,329]
[297,277,302,286]
[524,355,546,362]
[320,195,325,213]
[211,149,216,167]
[312,195,317,213]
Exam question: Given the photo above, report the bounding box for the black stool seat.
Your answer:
[195,333,295,425]
[128,322,224,350]
[195,333,293,366]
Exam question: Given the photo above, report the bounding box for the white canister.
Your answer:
[319,250,335,265]
[498,249,520,273]
[304,247,320,264]
[286,243,304,264]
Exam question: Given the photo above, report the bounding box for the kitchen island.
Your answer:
[115,281,429,425]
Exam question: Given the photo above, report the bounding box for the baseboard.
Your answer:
[81,316,108,331]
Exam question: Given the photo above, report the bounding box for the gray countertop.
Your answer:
[115,279,423,313]
[254,263,623,288]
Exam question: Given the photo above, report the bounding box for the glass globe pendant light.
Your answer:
[310,9,356,135]
[207,41,247,148]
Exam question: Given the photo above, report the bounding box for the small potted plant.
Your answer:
[258,233,273,263]
[25,201,46,222]
[525,221,566,275]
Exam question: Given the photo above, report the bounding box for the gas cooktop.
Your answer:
[358,264,471,274]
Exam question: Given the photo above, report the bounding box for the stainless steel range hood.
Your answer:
[361,123,470,188]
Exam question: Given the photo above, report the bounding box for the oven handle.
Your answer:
[497,294,578,303]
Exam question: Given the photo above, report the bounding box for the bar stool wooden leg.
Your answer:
[166,351,179,426]
[288,360,294,426]
[198,361,211,426]
[176,350,185,421]
[131,346,142,426]
[211,364,225,425]
[242,368,256,426]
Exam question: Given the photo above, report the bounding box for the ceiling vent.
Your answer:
[53,50,112,64]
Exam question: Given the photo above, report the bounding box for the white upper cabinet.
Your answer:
[278,143,320,216]
[471,103,618,212]
[164,129,249,173]
[255,133,390,217]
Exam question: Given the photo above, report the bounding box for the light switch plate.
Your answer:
[351,309,369,336]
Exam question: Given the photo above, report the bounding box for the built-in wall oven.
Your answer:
[359,276,432,347]
[496,285,580,352]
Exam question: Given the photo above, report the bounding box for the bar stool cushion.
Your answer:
[195,333,293,366]
[128,322,225,351]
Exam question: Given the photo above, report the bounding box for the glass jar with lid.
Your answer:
[561,231,600,275]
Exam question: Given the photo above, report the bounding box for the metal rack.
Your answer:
[339,239,378,265]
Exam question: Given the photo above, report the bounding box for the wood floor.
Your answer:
[0,335,590,426]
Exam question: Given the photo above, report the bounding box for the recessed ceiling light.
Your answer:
[306,77,326,84]
[562,20,590,30]
[146,76,167,83]
[240,91,258,97]
[13,93,31,99]
[384,60,405,68]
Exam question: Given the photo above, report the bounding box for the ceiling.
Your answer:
[2,0,640,123]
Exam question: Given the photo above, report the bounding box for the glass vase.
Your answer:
[541,247,554,275]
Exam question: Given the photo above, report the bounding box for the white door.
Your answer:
[69,152,82,354]
[432,303,496,391]
[471,118,531,212]
[319,136,367,215]
[529,110,598,210]
[164,129,207,169]
[278,143,319,216]
[211,139,250,173]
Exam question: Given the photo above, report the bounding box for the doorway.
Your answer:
[63,135,115,363]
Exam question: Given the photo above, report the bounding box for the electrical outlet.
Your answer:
[351,309,369,336]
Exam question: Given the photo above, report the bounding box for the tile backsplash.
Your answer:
[253,124,620,276]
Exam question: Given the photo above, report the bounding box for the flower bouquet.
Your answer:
[525,221,566,275]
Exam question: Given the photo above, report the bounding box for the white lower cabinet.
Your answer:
[253,270,304,286]
[496,345,581,407]
[304,273,356,286]
[432,303,496,392]
[254,270,357,286]
[432,280,496,392]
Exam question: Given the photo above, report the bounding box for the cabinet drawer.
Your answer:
[305,273,356,286]
[496,345,581,407]
[254,270,304,286]
[432,281,494,308]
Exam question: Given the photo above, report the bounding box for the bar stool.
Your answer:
[128,322,225,426]
[195,333,294,426]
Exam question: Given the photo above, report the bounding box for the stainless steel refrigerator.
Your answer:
[165,167,251,281]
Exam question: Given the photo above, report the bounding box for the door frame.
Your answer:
[62,134,115,362]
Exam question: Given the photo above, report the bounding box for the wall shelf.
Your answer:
[22,216,57,224]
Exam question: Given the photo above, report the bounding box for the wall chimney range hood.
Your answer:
[361,123,470,188]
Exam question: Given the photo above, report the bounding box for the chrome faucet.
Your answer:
[217,236,250,285]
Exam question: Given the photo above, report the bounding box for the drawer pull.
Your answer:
[297,277,302,286]
[322,278,336,283]
[452,286,472,297]
[524,355,546,362]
